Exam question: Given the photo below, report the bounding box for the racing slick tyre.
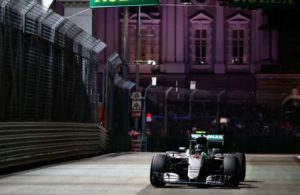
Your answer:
[150,154,167,187]
[235,152,246,181]
[223,155,239,186]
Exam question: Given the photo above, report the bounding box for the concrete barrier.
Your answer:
[0,122,107,174]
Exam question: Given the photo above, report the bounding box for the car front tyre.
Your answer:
[150,154,167,187]
[235,152,246,181]
[223,155,239,187]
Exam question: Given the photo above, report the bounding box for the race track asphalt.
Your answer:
[0,153,299,195]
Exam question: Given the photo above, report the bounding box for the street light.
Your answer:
[147,60,156,66]
[164,87,173,136]
[133,60,157,133]
[181,0,206,5]
[151,76,157,86]
[189,81,198,119]
[142,77,157,139]
[190,81,196,90]
[216,90,226,133]
[181,0,192,4]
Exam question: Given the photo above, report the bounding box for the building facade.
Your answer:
[58,0,300,106]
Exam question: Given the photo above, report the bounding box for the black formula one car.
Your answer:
[150,131,246,187]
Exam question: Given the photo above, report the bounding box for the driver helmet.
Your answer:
[194,144,204,152]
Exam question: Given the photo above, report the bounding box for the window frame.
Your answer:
[189,12,213,68]
[125,13,160,65]
[227,14,250,66]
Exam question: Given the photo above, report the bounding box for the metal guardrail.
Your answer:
[0,122,107,173]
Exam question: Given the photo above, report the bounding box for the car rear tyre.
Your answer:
[150,154,167,187]
[235,152,246,181]
[224,155,239,186]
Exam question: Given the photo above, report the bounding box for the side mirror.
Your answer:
[178,147,186,152]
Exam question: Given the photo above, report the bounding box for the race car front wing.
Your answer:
[162,172,235,186]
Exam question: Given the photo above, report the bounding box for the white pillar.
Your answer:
[214,5,225,74]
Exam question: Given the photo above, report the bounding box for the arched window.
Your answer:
[126,13,160,64]
[189,12,213,66]
[227,13,250,65]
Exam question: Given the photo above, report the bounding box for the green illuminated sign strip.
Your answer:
[229,0,300,9]
[207,134,224,142]
[90,0,160,8]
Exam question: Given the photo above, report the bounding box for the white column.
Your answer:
[252,10,263,73]
[214,5,225,74]
[162,0,186,73]
[175,3,184,63]
[272,30,279,64]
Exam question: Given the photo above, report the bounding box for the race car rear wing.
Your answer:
[207,134,224,143]
[191,132,224,145]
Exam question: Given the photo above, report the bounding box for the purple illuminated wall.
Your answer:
[90,0,300,105]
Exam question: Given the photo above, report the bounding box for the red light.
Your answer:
[146,113,152,122]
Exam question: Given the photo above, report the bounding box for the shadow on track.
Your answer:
[137,181,258,195]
